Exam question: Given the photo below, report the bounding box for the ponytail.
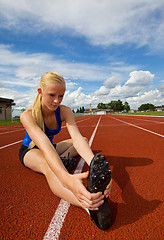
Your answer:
[29,93,45,149]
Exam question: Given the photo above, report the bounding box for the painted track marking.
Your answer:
[0,129,24,135]
[0,140,22,150]
[0,118,92,149]
[1,115,163,150]
[43,116,102,240]
[109,116,164,138]
[118,115,164,124]
[0,118,90,135]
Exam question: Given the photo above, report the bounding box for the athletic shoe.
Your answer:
[60,152,77,172]
[87,154,112,230]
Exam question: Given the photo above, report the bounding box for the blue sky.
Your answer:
[0,0,164,116]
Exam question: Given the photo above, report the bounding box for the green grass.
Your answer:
[0,119,21,126]
[121,111,164,116]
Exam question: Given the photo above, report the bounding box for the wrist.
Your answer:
[61,171,72,189]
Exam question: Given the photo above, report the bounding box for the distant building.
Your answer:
[156,107,164,112]
[129,109,137,113]
[93,109,113,115]
[84,108,97,114]
[84,104,97,114]
[84,107,113,115]
[0,97,15,121]
[84,104,113,115]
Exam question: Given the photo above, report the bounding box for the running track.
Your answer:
[0,115,164,239]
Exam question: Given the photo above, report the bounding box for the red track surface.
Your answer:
[0,115,164,239]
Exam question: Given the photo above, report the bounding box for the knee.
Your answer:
[39,159,51,175]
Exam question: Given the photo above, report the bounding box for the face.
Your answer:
[38,82,66,112]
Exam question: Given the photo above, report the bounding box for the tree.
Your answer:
[76,106,85,113]
[21,108,25,113]
[97,103,107,109]
[138,103,155,111]
[81,106,85,113]
[123,101,130,112]
[109,100,124,112]
[79,106,85,113]
[97,100,130,112]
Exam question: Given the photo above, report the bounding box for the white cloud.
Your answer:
[95,70,155,97]
[0,44,109,85]
[125,71,154,87]
[0,44,138,89]
[63,82,164,111]
[104,75,120,89]
[0,44,163,111]
[94,86,109,96]
[127,90,163,109]
[63,87,92,108]
[0,87,35,109]
[0,0,164,51]
[158,84,164,97]
[65,81,77,90]
[92,70,163,109]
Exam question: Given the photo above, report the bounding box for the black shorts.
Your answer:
[19,144,56,166]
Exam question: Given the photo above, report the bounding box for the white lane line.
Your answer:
[118,115,164,124]
[110,116,164,138]
[0,117,90,135]
[0,140,23,150]
[61,119,90,129]
[76,117,93,124]
[0,129,24,135]
[0,117,93,149]
[43,116,102,240]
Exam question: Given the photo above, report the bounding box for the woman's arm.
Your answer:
[61,105,94,165]
[21,108,104,210]
[61,106,112,201]
[20,109,70,185]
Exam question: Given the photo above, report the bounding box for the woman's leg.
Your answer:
[23,148,85,208]
[56,137,88,158]
[56,139,78,158]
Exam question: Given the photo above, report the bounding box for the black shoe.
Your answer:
[60,153,77,172]
[87,154,112,230]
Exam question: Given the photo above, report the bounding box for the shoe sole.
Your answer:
[88,154,111,193]
[87,154,112,230]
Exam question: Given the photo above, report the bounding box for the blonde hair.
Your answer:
[29,72,65,148]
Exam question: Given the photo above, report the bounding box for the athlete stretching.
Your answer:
[19,72,112,230]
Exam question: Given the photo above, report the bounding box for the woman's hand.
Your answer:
[69,171,104,211]
[104,179,112,198]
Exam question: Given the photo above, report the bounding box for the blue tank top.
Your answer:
[22,106,62,147]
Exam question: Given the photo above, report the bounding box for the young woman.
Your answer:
[19,72,112,230]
